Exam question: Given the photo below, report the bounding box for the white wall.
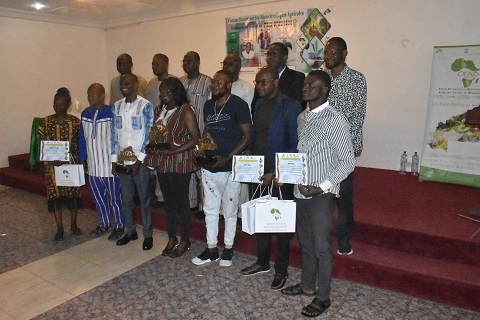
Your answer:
[105,0,480,170]
[1,0,479,170]
[0,17,107,167]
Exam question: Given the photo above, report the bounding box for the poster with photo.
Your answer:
[420,45,480,187]
[225,8,332,81]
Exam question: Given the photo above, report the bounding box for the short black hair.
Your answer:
[327,37,347,51]
[270,42,289,56]
[308,70,331,94]
[215,70,233,83]
[154,53,169,64]
[117,53,133,63]
[120,73,138,83]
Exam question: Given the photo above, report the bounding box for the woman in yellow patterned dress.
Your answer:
[38,88,82,241]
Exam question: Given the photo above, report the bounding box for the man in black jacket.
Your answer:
[251,42,305,115]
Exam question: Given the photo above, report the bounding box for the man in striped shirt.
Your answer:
[180,51,212,213]
[79,83,125,241]
[324,37,367,255]
[281,70,355,318]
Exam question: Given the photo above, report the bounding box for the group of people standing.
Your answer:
[38,36,366,318]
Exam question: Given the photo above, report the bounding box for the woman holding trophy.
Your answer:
[144,77,200,258]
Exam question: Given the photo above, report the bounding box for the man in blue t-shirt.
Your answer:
[191,70,251,268]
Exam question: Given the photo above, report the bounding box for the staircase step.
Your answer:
[352,222,480,268]
[0,167,95,210]
[0,167,46,196]
[8,153,43,174]
[333,241,480,312]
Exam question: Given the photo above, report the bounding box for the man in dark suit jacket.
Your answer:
[240,66,302,291]
[251,42,305,115]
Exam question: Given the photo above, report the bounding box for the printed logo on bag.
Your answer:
[63,170,70,178]
[270,208,281,220]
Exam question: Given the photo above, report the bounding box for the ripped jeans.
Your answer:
[201,168,240,248]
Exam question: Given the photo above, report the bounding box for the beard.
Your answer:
[212,92,227,101]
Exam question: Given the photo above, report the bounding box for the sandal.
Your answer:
[301,298,330,318]
[281,284,316,296]
[161,238,178,256]
[169,240,191,258]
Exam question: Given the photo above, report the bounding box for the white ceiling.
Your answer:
[0,0,285,29]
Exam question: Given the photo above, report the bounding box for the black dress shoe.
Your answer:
[143,237,153,250]
[271,273,289,290]
[240,263,270,276]
[116,232,138,246]
[169,241,191,258]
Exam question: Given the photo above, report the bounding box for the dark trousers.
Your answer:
[157,172,191,242]
[297,193,335,301]
[336,171,354,251]
[118,165,152,237]
[255,184,294,275]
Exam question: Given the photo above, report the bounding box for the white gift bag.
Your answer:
[54,164,85,187]
[241,184,295,235]
[253,199,296,233]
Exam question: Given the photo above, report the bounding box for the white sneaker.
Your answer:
[219,248,234,267]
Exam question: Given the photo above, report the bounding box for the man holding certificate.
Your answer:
[191,70,251,267]
[280,70,355,318]
[240,67,302,291]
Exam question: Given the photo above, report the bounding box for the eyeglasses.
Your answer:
[253,79,275,86]
[266,51,282,57]
[221,61,239,66]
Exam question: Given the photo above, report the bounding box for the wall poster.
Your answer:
[225,8,332,80]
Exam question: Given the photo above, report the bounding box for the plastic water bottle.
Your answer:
[399,151,407,175]
[411,152,419,176]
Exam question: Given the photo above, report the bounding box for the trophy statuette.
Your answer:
[146,121,170,154]
[195,133,218,166]
[116,146,137,175]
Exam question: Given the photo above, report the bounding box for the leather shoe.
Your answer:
[169,241,191,258]
[161,238,178,256]
[116,232,138,246]
[271,273,288,290]
[240,263,270,276]
[143,237,153,250]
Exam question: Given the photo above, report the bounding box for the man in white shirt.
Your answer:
[111,73,154,251]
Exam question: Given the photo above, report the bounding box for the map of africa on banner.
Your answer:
[225,8,332,79]
[421,45,480,187]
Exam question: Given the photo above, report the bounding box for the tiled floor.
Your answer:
[1,185,479,320]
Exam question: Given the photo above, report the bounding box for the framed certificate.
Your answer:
[40,140,69,162]
[232,155,264,183]
[276,153,307,184]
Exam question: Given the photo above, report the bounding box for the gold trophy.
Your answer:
[195,133,218,166]
[146,121,170,154]
[116,146,137,175]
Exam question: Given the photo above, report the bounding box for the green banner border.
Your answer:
[420,166,480,188]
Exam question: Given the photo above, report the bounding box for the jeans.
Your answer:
[336,171,355,251]
[118,165,152,237]
[296,193,335,301]
[201,169,240,248]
